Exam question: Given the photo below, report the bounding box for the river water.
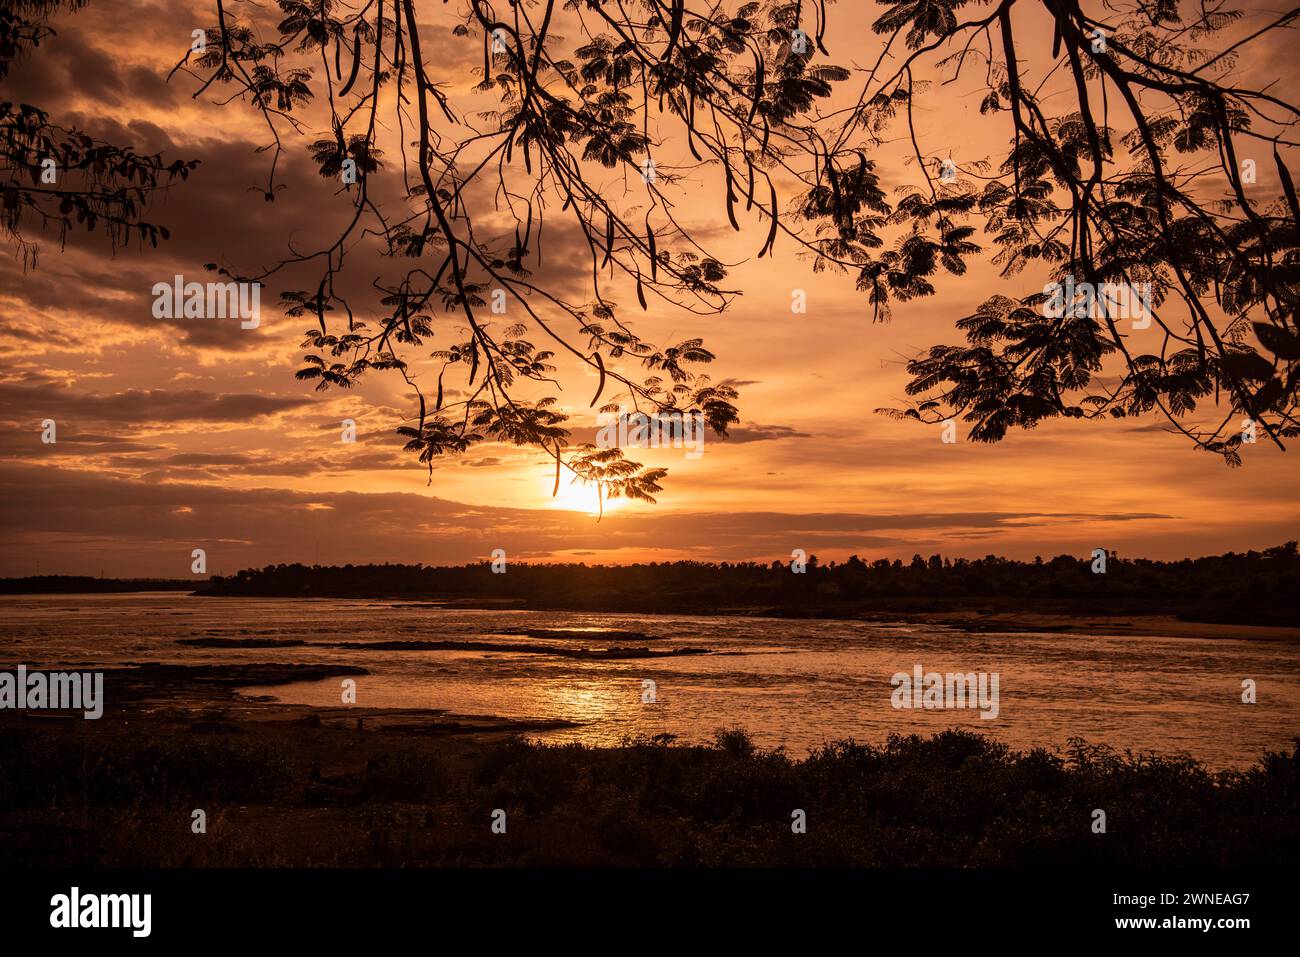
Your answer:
[2,592,1296,768]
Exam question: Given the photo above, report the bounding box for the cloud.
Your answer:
[0,462,1185,576]
[725,423,812,443]
[0,376,313,427]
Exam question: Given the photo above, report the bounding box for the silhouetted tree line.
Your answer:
[194,542,1299,625]
[0,577,193,594]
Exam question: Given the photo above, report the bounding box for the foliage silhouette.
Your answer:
[6,1,1299,502]
[172,0,1298,476]
[1,1,198,269]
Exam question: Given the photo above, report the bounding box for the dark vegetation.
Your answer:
[1,723,1294,867]
[0,576,194,594]
[192,541,1300,625]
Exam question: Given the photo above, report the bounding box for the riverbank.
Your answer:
[254,598,1300,642]
[891,611,1300,642]
[1,662,1295,867]
[6,574,1299,641]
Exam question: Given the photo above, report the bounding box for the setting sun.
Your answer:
[544,477,621,516]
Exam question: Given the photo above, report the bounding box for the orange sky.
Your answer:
[2,0,1297,576]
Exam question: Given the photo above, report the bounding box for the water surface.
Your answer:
[2,592,1296,768]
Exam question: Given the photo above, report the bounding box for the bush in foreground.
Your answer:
[0,726,1294,867]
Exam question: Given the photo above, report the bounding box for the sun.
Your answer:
[543,476,621,516]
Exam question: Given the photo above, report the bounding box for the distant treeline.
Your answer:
[0,576,195,594]
[193,542,1300,625]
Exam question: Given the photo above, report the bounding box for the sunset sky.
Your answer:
[2,0,1297,577]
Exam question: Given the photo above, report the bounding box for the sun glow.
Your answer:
[544,476,620,516]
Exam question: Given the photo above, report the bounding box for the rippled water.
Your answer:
[2,592,1297,768]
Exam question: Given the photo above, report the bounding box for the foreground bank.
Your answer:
[0,664,1295,867]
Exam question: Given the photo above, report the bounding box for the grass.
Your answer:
[1,722,1295,867]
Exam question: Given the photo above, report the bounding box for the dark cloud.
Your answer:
[0,376,313,427]
[725,423,812,443]
[0,428,164,459]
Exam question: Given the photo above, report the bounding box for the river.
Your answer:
[2,592,1296,768]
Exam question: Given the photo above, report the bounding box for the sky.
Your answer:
[2,0,1297,577]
